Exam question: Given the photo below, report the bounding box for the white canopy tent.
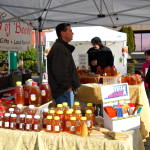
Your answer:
[46,26,127,42]
[0,0,150,29]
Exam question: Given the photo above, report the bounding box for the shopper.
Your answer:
[47,23,80,107]
[142,50,150,103]
[87,37,114,73]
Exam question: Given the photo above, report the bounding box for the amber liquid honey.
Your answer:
[28,83,42,107]
[25,115,33,131]
[33,116,41,132]
[64,114,72,132]
[40,83,51,104]
[15,84,24,105]
[10,114,17,130]
[52,117,61,133]
[24,84,32,105]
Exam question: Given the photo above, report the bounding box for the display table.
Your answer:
[0,128,144,150]
[75,82,150,139]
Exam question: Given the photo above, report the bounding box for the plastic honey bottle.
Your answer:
[56,110,65,131]
[42,108,49,128]
[24,80,32,105]
[0,112,4,128]
[52,116,61,133]
[85,110,93,130]
[14,81,24,105]
[10,114,17,130]
[49,110,55,118]
[85,103,95,113]
[28,82,42,107]
[25,115,33,131]
[14,104,23,115]
[69,117,76,134]
[72,102,82,112]
[80,117,87,133]
[40,79,51,104]
[26,105,36,116]
[46,116,53,132]
[55,104,63,114]
[62,102,69,113]
[3,113,10,129]
[74,110,82,134]
[18,114,25,130]
[64,109,72,132]
[33,115,41,132]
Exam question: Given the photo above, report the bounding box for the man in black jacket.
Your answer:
[87,37,114,73]
[47,23,80,107]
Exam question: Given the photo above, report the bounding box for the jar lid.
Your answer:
[87,103,93,107]
[46,116,52,119]
[49,110,55,114]
[86,110,92,114]
[80,117,87,121]
[17,104,23,108]
[75,110,81,114]
[20,114,25,118]
[16,81,22,85]
[66,109,72,114]
[57,104,62,108]
[4,113,10,117]
[74,102,79,106]
[0,106,6,110]
[0,112,4,116]
[34,115,40,119]
[57,110,63,114]
[62,102,68,106]
[26,115,32,118]
[9,108,14,111]
[70,117,76,120]
[54,116,60,120]
[29,105,35,109]
[11,114,17,117]
[32,82,37,86]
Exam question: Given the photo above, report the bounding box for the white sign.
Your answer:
[0,9,32,51]
[101,83,129,103]
[78,54,88,69]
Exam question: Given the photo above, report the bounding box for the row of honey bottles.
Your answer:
[14,79,51,106]
[121,74,142,85]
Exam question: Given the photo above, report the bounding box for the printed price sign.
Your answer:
[78,54,88,69]
[101,83,129,103]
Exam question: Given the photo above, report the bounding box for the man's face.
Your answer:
[61,26,74,42]
[92,44,100,49]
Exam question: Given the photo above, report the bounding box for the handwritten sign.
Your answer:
[101,83,129,103]
[0,9,32,51]
[78,54,88,69]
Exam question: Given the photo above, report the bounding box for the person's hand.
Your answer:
[67,87,72,92]
[91,60,97,66]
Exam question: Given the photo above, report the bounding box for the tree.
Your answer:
[0,51,8,63]
[120,26,135,53]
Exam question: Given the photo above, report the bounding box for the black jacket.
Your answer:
[47,39,81,99]
[87,45,114,72]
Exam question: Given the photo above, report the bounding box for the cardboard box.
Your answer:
[101,83,140,132]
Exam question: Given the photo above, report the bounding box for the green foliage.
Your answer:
[0,51,8,63]
[127,64,135,74]
[120,26,135,53]
[132,59,138,64]
[18,46,36,61]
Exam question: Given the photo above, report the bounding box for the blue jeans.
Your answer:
[54,91,74,108]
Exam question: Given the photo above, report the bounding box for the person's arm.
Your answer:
[52,45,71,91]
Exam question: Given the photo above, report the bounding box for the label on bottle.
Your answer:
[19,123,24,129]
[46,125,51,131]
[66,121,70,127]
[25,91,29,98]
[54,125,59,131]
[87,120,91,127]
[34,124,38,130]
[31,94,36,101]
[26,124,30,129]
[41,90,46,96]
[4,122,9,127]
[70,126,75,131]
[0,121,2,127]
[10,122,14,128]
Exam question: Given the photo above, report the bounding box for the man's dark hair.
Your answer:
[56,23,70,38]
[144,50,150,56]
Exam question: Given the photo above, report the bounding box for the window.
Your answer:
[134,33,150,51]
